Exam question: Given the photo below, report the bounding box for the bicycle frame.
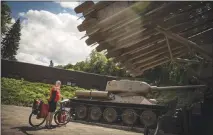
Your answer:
[58,99,69,111]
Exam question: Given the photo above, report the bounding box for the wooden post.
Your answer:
[165,36,174,62]
[155,26,212,62]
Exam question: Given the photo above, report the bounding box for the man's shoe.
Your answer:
[45,125,50,129]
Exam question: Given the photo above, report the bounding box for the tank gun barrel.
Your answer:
[151,85,206,91]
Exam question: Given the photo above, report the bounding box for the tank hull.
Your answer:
[69,98,183,134]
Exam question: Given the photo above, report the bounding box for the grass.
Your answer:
[1,77,88,107]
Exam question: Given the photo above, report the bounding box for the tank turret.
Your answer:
[106,80,206,93]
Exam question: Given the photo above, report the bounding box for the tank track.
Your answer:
[69,98,168,129]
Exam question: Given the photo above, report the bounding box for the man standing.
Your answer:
[45,80,62,129]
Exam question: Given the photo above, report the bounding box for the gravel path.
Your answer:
[1,105,142,135]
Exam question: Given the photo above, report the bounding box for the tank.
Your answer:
[69,79,206,130]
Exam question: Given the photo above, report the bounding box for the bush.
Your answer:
[1,77,88,107]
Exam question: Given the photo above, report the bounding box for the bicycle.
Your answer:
[29,98,71,127]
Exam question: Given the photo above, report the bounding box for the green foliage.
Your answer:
[131,1,151,14]
[1,18,21,60]
[58,50,130,77]
[1,77,88,107]
[55,49,190,87]
[138,62,189,86]
[1,1,12,36]
[55,65,64,69]
[63,63,74,69]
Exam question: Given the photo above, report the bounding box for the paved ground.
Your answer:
[1,105,142,135]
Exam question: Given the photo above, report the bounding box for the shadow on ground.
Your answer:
[73,120,144,133]
[11,125,58,135]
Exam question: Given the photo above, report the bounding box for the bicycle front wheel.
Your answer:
[29,112,46,127]
[54,110,70,126]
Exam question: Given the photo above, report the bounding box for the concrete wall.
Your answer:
[1,59,117,90]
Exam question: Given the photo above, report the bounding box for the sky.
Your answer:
[6,1,95,66]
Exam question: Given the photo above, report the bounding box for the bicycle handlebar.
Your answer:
[60,99,69,103]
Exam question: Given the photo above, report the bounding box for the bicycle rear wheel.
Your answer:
[54,110,70,126]
[29,112,46,127]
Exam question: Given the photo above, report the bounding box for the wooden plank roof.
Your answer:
[74,1,213,76]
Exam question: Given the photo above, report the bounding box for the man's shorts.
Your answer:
[48,101,57,112]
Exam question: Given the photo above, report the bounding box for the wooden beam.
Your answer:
[117,39,184,63]
[128,44,168,62]
[109,28,153,51]
[97,28,155,52]
[165,36,174,61]
[77,18,97,32]
[135,49,188,69]
[106,35,165,58]
[98,3,212,54]
[118,50,187,76]
[142,53,186,71]
[97,1,151,28]
[155,26,212,62]
[87,19,144,46]
[105,20,211,57]
[102,2,182,35]
[120,39,166,58]
[82,2,200,39]
[76,1,113,17]
[133,53,187,76]
[74,1,94,14]
[132,46,185,66]
[81,1,164,37]
[117,49,187,76]
[106,49,123,58]
[175,58,200,64]
[81,1,209,50]
[130,43,184,63]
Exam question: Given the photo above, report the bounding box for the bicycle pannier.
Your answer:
[40,103,49,118]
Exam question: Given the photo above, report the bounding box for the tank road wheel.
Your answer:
[89,107,102,121]
[122,109,137,125]
[76,105,87,119]
[140,110,157,127]
[103,108,117,123]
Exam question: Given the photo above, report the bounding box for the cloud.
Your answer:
[16,10,94,66]
[58,2,80,9]
[19,12,25,17]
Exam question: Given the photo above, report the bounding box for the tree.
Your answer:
[57,50,130,76]
[1,1,12,36]
[63,63,74,69]
[49,60,54,67]
[1,18,21,60]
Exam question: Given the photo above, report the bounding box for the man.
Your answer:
[45,80,63,129]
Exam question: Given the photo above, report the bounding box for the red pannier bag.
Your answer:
[40,103,49,118]
[58,111,66,123]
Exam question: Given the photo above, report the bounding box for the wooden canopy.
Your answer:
[74,1,213,76]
